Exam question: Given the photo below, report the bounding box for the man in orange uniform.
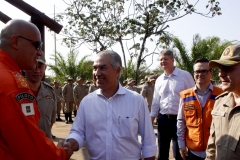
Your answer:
[177,58,223,160]
[0,19,73,159]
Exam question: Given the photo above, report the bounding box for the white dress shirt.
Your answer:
[150,67,195,117]
[67,84,157,160]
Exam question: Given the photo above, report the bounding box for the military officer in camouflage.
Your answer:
[141,75,155,112]
[73,77,88,116]
[53,80,63,121]
[206,44,240,160]
[24,52,57,139]
[125,78,138,92]
[63,77,75,124]
[136,79,145,93]
[88,80,98,93]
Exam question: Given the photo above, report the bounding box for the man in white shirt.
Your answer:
[151,49,195,160]
[65,50,157,160]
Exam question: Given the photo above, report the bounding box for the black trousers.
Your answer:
[157,114,183,160]
[187,150,205,160]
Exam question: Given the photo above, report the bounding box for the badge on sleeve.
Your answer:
[21,103,35,116]
[15,92,35,102]
[184,104,195,110]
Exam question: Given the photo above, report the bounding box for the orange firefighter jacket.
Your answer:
[180,86,223,151]
[0,50,66,160]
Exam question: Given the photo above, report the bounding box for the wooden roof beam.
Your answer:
[5,0,63,34]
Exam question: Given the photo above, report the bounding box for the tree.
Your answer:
[121,59,151,84]
[56,0,222,83]
[48,51,93,84]
[172,34,234,83]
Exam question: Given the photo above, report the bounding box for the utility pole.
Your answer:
[54,5,57,66]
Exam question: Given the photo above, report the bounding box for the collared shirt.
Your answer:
[206,92,240,160]
[150,67,195,116]
[37,82,57,139]
[67,84,157,160]
[177,84,213,158]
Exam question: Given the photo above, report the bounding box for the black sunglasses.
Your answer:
[194,69,212,75]
[17,36,43,51]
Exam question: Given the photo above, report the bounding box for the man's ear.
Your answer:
[10,36,19,50]
[116,66,121,74]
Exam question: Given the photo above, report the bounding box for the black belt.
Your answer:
[161,114,177,119]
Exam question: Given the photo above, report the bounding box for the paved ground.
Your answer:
[52,115,174,160]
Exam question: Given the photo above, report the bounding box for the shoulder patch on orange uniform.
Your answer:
[11,72,29,88]
[21,103,35,116]
[15,92,35,102]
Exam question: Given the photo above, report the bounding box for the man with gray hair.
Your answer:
[65,50,157,160]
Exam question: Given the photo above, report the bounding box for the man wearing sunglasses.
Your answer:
[0,19,73,159]
[177,58,223,160]
[206,44,240,160]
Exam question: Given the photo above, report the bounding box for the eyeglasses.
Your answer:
[17,36,43,51]
[194,70,211,75]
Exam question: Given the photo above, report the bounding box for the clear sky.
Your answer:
[0,0,239,76]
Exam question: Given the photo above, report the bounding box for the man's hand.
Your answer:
[151,117,155,126]
[64,138,79,152]
[179,147,188,160]
[57,140,73,160]
[64,141,74,160]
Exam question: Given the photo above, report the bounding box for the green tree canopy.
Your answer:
[55,0,221,83]
[48,51,93,84]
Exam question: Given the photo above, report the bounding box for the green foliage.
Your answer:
[172,34,234,83]
[48,51,93,84]
[120,59,151,84]
[56,0,222,83]
[121,59,135,83]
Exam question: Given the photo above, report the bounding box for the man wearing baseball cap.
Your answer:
[206,44,240,160]
[25,52,57,140]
